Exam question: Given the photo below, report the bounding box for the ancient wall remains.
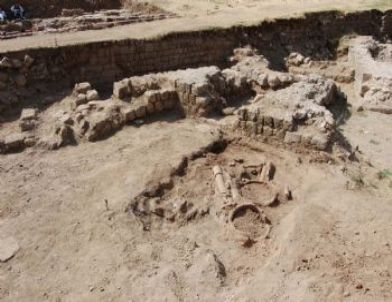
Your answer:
[0,9,391,113]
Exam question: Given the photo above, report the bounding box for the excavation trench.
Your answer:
[0,10,391,111]
[1,9,392,155]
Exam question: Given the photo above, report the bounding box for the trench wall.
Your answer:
[0,9,391,113]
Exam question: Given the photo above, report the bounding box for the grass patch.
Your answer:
[377,169,392,180]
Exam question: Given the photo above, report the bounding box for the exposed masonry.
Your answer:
[0,45,345,154]
[0,10,391,113]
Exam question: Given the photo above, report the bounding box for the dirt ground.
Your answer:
[2,1,392,302]
[1,71,392,301]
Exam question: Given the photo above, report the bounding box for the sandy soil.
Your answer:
[0,0,390,52]
[1,88,392,301]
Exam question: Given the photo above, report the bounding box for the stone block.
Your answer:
[74,82,92,94]
[123,108,136,122]
[135,105,147,118]
[20,108,37,121]
[5,133,25,152]
[86,90,99,101]
[113,80,130,99]
[154,101,164,112]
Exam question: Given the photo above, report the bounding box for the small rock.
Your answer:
[24,55,34,68]
[222,107,235,116]
[86,90,99,101]
[0,237,20,262]
[20,108,37,121]
[0,57,13,68]
[268,75,281,89]
[74,82,92,94]
[4,133,25,152]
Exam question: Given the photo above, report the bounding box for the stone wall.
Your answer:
[0,0,122,18]
[0,9,391,113]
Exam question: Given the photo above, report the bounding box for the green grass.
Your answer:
[377,169,392,180]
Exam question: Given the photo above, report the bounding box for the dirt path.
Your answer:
[0,0,390,53]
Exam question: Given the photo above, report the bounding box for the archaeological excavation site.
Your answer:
[1,1,392,301]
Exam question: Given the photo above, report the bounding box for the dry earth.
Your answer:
[1,1,392,302]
